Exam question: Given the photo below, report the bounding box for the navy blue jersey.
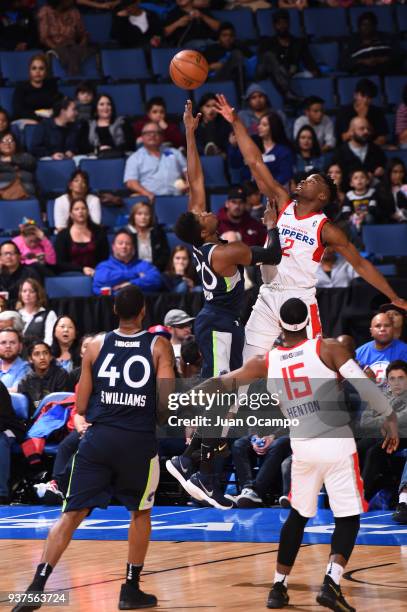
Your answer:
[193,242,244,316]
[87,330,157,433]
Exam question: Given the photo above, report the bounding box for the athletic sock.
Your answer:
[326,561,344,585]
[274,570,288,586]
[30,563,53,591]
[126,563,143,587]
[399,491,407,504]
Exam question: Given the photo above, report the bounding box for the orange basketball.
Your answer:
[169,50,209,90]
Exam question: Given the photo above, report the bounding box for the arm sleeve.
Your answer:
[338,359,393,417]
[250,227,282,265]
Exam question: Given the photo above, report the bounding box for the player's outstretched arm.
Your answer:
[323,222,407,310]
[153,336,176,425]
[214,94,289,210]
[184,99,206,214]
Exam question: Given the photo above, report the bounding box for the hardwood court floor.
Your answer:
[1,539,406,611]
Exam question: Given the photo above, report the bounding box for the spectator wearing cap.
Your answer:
[238,83,286,137]
[333,117,386,180]
[379,304,407,343]
[0,328,30,392]
[163,308,194,372]
[0,241,41,307]
[335,79,389,146]
[216,187,267,247]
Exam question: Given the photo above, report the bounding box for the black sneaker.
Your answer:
[267,581,289,608]
[118,583,157,609]
[165,456,193,490]
[316,575,355,612]
[186,472,233,510]
[11,592,42,611]
[393,502,407,524]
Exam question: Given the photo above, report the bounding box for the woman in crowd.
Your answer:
[294,125,323,174]
[12,54,59,126]
[133,97,184,150]
[54,169,101,232]
[0,131,36,199]
[79,93,133,158]
[126,201,170,271]
[195,92,231,156]
[55,198,109,276]
[162,245,200,293]
[17,278,57,346]
[324,162,347,221]
[51,315,80,372]
[13,220,56,268]
[377,158,407,223]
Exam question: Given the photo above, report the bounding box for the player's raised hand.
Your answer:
[381,412,399,454]
[262,198,278,229]
[183,99,201,131]
[214,94,236,123]
[391,296,407,311]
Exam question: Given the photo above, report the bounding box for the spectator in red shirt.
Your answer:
[133,97,185,150]
[217,187,266,247]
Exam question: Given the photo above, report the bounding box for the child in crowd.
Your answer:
[339,168,379,242]
[133,97,185,149]
[293,95,336,152]
[75,81,96,123]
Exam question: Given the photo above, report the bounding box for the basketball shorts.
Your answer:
[63,424,159,513]
[290,452,368,518]
[194,308,244,377]
[244,287,321,359]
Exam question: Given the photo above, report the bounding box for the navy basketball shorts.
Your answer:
[63,424,159,513]
[194,309,244,378]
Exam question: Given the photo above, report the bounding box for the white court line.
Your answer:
[360,512,393,521]
[152,507,207,519]
[0,508,60,522]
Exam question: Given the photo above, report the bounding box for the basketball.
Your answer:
[169,50,209,90]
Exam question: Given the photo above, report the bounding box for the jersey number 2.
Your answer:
[281,238,294,257]
[282,363,312,399]
[98,353,151,388]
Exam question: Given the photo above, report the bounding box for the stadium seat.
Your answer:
[101,49,150,80]
[166,231,191,251]
[375,264,397,276]
[31,391,75,455]
[303,8,348,39]
[83,12,113,44]
[396,4,407,32]
[151,48,181,80]
[337,76,381,106]
[201,156,229,189]
[0,199,42,232]
[79,158,126,191]
[349,6,395,34]
[45,276,94,298]
[385,150,407,166]
[212,9,256,39]
[384,76,406,106]
[59,85,76,99]
[309,43,339,73]
[97,83,144,116]
[101,206,129,228]
[10,393,29,420]
[210,193,227,214]
[0,50,41,83]
[291,78,335,109]
[123,196,149,212]
[0,87,14,114]
[154,196,188,229]
[52,55,100,80]
[257,80,284,110]
[362,225,407,258]
[255,9,302,38]
[23,124,38,153]
[194,81,238,110]
[145,83,187,115]
[36,159,76,195]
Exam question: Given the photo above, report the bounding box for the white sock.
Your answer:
[399,492,407,504]
[326,561,343,585]
[274,570,288,586]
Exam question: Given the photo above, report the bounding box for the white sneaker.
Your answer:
[237,487,262,508]
[34,480,64,500]
[279,495,291,509]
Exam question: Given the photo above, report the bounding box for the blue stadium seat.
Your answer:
[36,159,76,194]
[79,158,125,191]
[166,232,191,251]
[303,8,348,39]
[212,9,256,39]
[384,76,406,106]
[101,49,150,80]
[45,276,94,298]
[83,12,113,44]
[0,50,41,83]
[0,87,14,114]
[291,78,335,109]
[255,9,302,37]
[385,150,407,166]
[47,200,55,228]
[376,264,397,276]
[396,5,407,32]
[145,83,186,115]
[194,81,238,109]
[309,43,339,73]
[257,80,284,110]
[31,391,75,455]
[59,85,76,99]
[52,55,100,80]
[349,6,395,34]
[210,193,227,214]
[97,84,144,116]
[337,75,381,106]
[151,48,181,80]
[362,225,407,257]
[201,156,229,188]
[154,196,188,229]
[123,196,149,211]
[0,200,42,232]
[101,206,129,228]
[23,124,38,153]
[11,393,29,420]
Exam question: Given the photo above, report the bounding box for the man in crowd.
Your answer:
[333,117,387,179]
[93,229,162,295]
[238,83,275,136]
[217,187,267,246]
[163,308,194,373]
[31,97,80,159]
[0,241,41,306]
[164,0,220,47]
[124,123,187,201]
[0,379,26,504]
[293,96,336,152]
[0,328,29,391]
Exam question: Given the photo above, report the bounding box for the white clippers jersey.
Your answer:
[267,338,356,462]
[261,200,329,289]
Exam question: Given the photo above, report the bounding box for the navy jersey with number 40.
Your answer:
[87,330,157,433]
[193,243,244,315]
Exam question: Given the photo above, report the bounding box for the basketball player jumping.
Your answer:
[166,100,283,509]
[12,286,175,612]
[215,95,407,358]
[185,297,399,611]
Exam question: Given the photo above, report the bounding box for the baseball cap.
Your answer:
[163,309,195,327]
[227,186,246,201]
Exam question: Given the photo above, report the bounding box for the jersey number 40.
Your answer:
[98,353,151,388]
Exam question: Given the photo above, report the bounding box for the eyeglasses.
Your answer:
[174,322,192,329]
[1,251,18,257]
[1,138,14,144]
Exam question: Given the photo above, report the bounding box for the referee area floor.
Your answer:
[0,505,406,610]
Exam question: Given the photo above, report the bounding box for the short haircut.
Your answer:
[219,21,235,34]
[53,96,74,117]
[317,172,338,203]
[355,78,378,98]
[0,240,20,255]
[146,96,166,113]
[174,212,203,247]
[114,285,144,320]
[28,341,51,357]
[181,337,201,366]
[198,92,217,109]
[75,80,96,96]
[113,228,134,243]
[0,327,22,343]
[280,298,308,327]
[386,360,407,378]
[349,167,369,181]
[304,96,324,109]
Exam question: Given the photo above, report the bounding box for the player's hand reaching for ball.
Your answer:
[183,100,201,132]
[214,94,236,123]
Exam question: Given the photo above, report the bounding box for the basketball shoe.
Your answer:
[186,472,233,510]
[267,581,289,608]
[118,583,157,609]
[316,575,355,611]
[165,456,194,489]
